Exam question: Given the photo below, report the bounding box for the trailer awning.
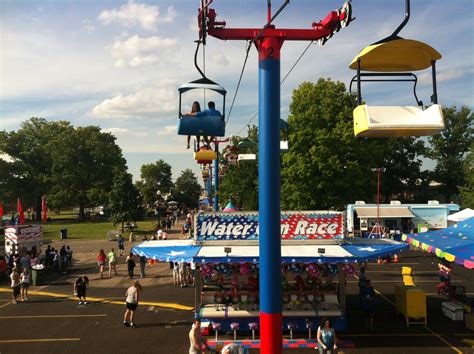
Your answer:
[355,207,414,218]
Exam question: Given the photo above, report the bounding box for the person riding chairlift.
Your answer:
[185,101,221,150]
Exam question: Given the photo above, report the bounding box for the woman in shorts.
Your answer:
[20,268,30,301]
[123,280,141,328]
[97,249,107,278]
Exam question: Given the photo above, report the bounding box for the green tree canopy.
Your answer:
[109,170,144,231]
[281,78,428,210]
[0,119,76,215]
[137,160,173,205]
[428,106,474,202]
[460,143,474,208]
[47,125,127,218]
[218,126,259,210]
[172,169,201,209]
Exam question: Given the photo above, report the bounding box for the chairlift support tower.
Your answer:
[198,2,353,352]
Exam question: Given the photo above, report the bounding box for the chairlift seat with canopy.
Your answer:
[177,77,227,137]
[194,148,217,162]
[349,0,444,138]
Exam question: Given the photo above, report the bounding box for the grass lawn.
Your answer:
[43,220,158,241]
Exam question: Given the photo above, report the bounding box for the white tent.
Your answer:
[448,208,474,223]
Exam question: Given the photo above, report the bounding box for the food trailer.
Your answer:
[133,211,408,334]
[5,225,43,256]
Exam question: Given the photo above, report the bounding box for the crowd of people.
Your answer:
[171,261,196,288]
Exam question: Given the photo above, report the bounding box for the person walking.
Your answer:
[97,249,107,278]
[66,246,73,268]
[360,279,377,330]
[123,280,141,328]
[108,248,118,277]
[139,255,147,278]
[10,267,21,304]
[189,318,211,354]
[126,252,136,279]
[316,318,337,354]
[20,268,30,301]
[117,234,125,256]
[74,275,89,305]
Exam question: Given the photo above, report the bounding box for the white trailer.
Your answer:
[5,225,43,255]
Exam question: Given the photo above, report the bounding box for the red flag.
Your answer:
[0,202,4,220]
[17,197,25,225]
[42,197,47,223]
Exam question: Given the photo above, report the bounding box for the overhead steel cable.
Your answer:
[234,39,314,136]
[225,0,291,127]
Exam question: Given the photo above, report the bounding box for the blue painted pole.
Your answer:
[258,36,283,354]
[214,143,219,212]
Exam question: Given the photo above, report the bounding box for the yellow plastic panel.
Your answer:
[194,150,217,161]
[401,267,412,276]
[349,39,442,72]
[403,275,415,286]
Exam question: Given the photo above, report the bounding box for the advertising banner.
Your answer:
[196,212,344,241]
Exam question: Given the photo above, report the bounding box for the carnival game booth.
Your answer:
[133,212,408,335]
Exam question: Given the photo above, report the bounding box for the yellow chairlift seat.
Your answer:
[194,149,217,161]
[238,153,256,161]
[354,104,444,137]
[349,39,441,72]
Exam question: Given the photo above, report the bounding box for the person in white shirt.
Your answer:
[20,268,30,301]
[123,281,141,328]
[10,268,21,304]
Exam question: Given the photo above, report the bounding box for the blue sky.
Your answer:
[1,0,473,182]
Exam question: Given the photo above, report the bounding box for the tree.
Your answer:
[282,79,379,209]
[218,126,259,210]
[0,118,71,217]
[281,78,429,210]
[109,171,144,232]
[173,169,201,209]
[428,106,473,202]
[137,160,173,205]
[460,143,474,208]
[47,125,127,219]
[380,138,427,203]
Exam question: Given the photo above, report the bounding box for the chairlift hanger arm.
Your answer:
[349,72,422,107]
[204,7,346,42]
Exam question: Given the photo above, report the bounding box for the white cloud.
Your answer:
[157,125,176,136]
[211,53,229,66]
[109,34,176,68]
[98,1,176,32]
[102,127,148,137]
[419,68,470,84]
[91,82,177,119]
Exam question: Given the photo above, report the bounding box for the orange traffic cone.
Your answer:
[393,254,399,263]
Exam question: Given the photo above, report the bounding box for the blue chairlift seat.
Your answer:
[177,115,225,136]
[177,77,227,137]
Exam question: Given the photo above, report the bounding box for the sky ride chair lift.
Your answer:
[349,0,444,138]
[177,6,227,141]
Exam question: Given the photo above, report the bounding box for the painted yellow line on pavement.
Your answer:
[0,301,12,309]
[0,288,193,311]
[426,327,462,354]
[0,314,107,319]
[0,338,80,344]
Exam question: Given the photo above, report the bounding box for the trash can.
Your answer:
[31,268,45,286]
[60,229,68,239]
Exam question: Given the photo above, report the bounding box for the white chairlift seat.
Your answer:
[280,140,289,152]
[354,104,444,137]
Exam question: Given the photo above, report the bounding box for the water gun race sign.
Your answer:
[196,212,343,241]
